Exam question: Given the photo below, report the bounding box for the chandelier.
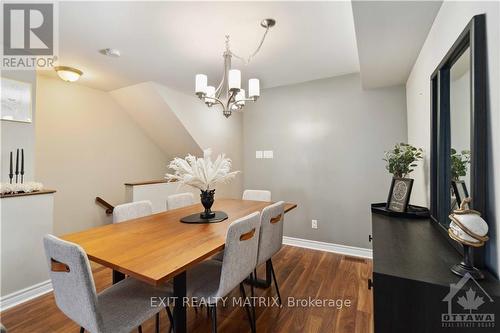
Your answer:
[195,18,276,118]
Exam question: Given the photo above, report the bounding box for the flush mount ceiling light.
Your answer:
[54,66,83,82]
[195,18,276,118]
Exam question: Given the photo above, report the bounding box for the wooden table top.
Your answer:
[62,199,297,286]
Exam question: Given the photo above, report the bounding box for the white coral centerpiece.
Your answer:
[0,181,44,195]
[165,148,240,191]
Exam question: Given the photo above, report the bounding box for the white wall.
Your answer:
[450,68,471,188]
[1,193,54,298]
[1,70,36,183]
[406,1,499,276]
[243,74,407,249]
[110,82,202,159]
[35,76,169,235]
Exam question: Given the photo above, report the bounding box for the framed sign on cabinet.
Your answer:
[1,77,32,123]
[386,177,414,213]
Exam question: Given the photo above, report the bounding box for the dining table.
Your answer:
[62,198,297,333]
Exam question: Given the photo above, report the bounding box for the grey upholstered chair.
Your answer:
[113,200,153,223]
[166,192,195,210]
[43,234,173,333]
[242,190,271,202]
[112,200,164,329]
[187,212,261,333]
[256,201,285,305]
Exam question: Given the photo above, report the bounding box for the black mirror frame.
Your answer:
[430,14,488,267]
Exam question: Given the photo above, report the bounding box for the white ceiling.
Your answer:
[50,1,360,92]
[352,0,442,88]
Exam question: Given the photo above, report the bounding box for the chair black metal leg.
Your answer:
[240,283,256,333]
[155,312,160,333]
[250,272,255,299]
[80,328,84,333]
[137,325,142,333]
[210,305,217,333]
[270,259,282,306]
[166,306,174,333]
[247,262,272,289]
[250,273,257,331]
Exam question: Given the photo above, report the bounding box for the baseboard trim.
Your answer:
[0,280,53,311]
[283,236,373,259]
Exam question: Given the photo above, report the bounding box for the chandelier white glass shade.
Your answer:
[195,19,275,118]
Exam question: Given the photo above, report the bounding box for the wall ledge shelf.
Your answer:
[0,189,56,199]
[124,180,176,186]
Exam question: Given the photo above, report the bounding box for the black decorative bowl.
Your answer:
[180,211,228,224]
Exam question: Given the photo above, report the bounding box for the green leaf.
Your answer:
[383,143,424,176]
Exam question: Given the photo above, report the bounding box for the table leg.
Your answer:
[112,270,125,284]
[246,259,272,289]
[174,271,187,333]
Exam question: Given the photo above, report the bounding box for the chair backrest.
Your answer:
[113,200,153,223]
[217,212,261,298]
[43,234,103,333]
[257,201,285,265]
[242,189,271,202]
[166,192,195,210]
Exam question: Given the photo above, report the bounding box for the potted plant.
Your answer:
[166,148,240,221]
[383,143,423,212]
[451,149,471,182]
[450,149,471,207]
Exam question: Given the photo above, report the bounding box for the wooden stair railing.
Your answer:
[95,197,114,215]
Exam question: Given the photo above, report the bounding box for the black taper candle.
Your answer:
[9,151,13,184]
[21,148,24,183]
[15,148,19,183]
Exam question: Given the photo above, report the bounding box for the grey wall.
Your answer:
[243,73,407,249]
[1,70,36,183]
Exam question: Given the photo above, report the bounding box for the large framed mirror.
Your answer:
[430,14,487,265]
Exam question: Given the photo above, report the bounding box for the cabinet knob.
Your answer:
[368,278,373,290]
[369,234,372,242]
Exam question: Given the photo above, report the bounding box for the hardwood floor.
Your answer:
[0,246,373,333]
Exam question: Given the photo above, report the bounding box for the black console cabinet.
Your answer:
[371,212,500,333]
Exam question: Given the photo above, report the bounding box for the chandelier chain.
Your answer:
[226,26,270,65]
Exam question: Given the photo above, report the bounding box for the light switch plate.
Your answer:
[256,151,263,159]
[263,150,274,159]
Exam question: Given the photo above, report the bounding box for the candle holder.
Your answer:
[20,148,24,183]
[9,151,14,184]
[15,148,19,183]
